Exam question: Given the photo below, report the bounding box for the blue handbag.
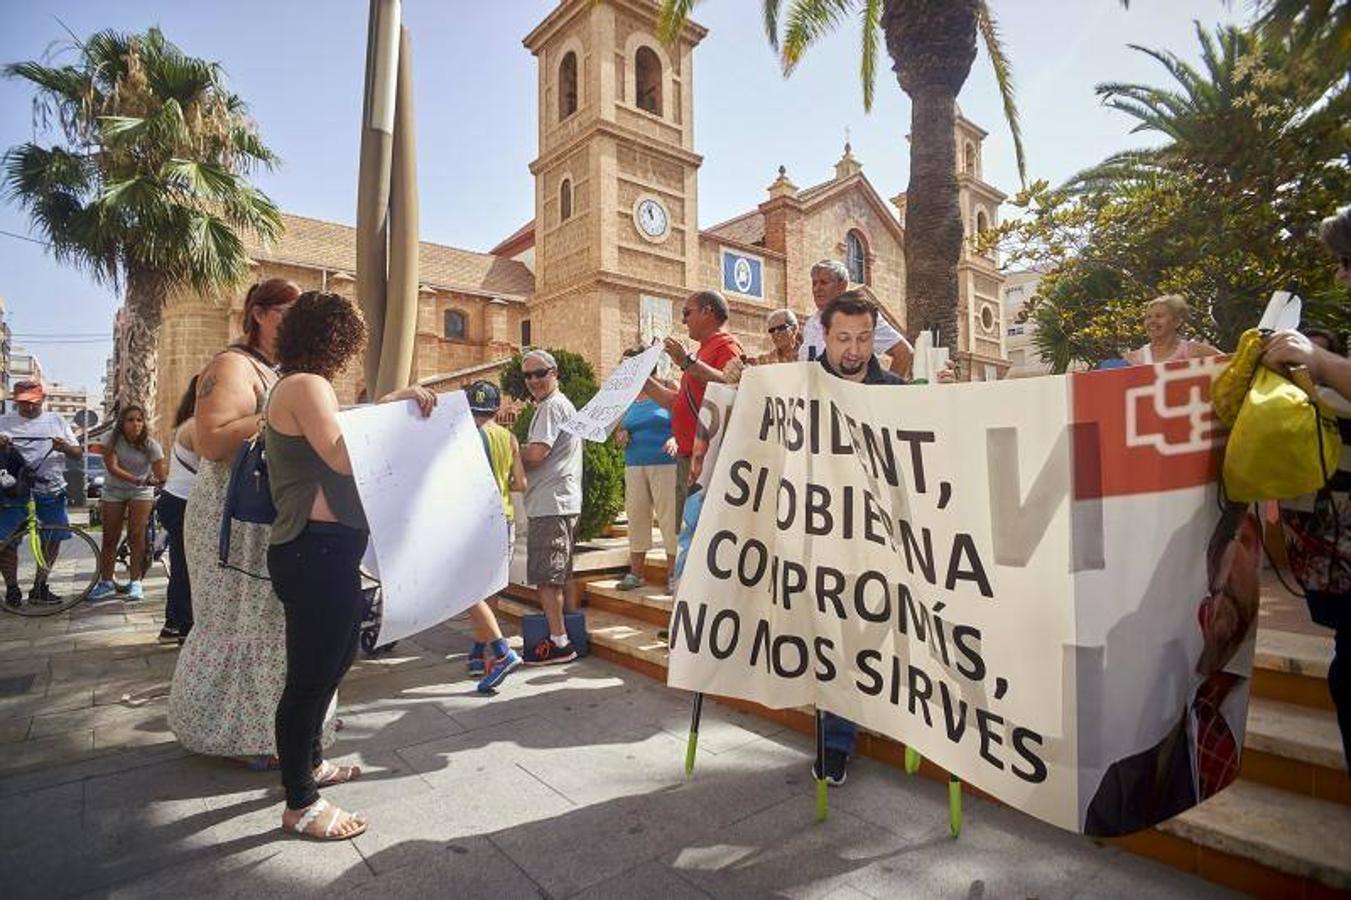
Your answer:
[217,432,276,570]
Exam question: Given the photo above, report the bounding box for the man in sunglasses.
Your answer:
[518,350,583,664]
[644,290,744,523]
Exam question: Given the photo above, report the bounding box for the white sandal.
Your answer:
[284,798,367,841]
[314,761,362,787]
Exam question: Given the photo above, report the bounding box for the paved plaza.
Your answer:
[0,574,1240,899]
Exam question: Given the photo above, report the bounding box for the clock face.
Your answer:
[635,198,669,240]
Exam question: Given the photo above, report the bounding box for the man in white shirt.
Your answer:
[0,380,82,605]
[798,259,913,378]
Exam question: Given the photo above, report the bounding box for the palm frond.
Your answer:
[975,2,1025,186]
[859,0,880,111]
[763,0,785,49]
[657,0,699,44]
[781,0,854,75]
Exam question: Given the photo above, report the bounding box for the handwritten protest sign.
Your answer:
[668,359,1255,835]
[340,391,509,644]
[561,342,665,442]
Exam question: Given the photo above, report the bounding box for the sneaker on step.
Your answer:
[158,626,181,643]
[5,584,21,607]
[811,749,849,787]
[467,655,486,677]
[476,649,522,693]
[526,639,577,666]
[615,573,644,591]
[87,580,118,603]
[124,581,145,602]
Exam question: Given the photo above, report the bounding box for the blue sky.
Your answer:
[0,0,1243,395]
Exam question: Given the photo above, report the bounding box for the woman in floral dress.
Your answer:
[168,279,335,763]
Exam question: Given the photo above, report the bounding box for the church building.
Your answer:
[143,0,1008,439]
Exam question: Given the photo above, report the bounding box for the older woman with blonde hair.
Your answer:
[1123,294,1220,365]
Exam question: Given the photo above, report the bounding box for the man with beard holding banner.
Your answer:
[812,291,906,785]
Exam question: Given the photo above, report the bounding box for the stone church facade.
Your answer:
[141,0,1007,442]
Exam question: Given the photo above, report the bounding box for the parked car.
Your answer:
[84,453,106,499]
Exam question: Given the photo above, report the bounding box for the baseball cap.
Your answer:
[465,380,501,415]
[13,380,45,403]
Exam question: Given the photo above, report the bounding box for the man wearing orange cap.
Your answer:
[0,380,82,605]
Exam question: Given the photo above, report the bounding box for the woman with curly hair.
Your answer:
[265,291,436,840]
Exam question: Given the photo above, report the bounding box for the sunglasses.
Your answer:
[522,368,554,381]
[681,307,698,321]
[768,323,793,335]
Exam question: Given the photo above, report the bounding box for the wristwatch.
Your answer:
[678,354,695,372]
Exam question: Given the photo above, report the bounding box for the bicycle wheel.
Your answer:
[0,524,100,616]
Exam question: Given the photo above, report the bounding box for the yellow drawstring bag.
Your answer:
[1221,359,1341,502]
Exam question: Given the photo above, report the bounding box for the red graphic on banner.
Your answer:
[1071,359,1226,499]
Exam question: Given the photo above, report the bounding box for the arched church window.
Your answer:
[844,230,868,284]
[635,46,662,116]
[560,178,573,221]
[443,309,466,340]
[559,51,578,120]
[964,141,976,175]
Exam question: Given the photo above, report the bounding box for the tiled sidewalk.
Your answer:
[0,576,1239,898]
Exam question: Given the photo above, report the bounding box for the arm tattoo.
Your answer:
[197,373,218,399]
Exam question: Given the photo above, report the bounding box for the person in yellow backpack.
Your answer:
[1267,204,1351,771]
[462,380,527,693]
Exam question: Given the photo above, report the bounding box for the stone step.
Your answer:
[1155,780,1351,894]
[1253,627,1335,712]
[492,596,1351,895]
[1243,696,1350,807]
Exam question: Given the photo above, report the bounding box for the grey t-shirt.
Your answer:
[524,390,582,518]
[106,435,164,492]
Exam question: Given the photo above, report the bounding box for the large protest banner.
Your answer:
[340,391,509,644]
[667,358,1256,835]
[562,342,665,442]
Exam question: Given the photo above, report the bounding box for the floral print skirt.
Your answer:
[168,457,334,756]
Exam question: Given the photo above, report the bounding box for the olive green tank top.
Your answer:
[265,424,368,545]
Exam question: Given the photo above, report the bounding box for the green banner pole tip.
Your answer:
[948,776,962,838]
[684,731,698,776]
[816,778,829,822]
[904,745,921,775]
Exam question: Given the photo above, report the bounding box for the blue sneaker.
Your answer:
[87,580,118,604]
[467,642,486,676]
[476,649,522,693]
[125,581,145,602]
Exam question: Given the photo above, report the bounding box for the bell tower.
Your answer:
[524,0,706,374]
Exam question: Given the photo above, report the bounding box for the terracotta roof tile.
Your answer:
[246,213,535,299]
[703,211,765,246]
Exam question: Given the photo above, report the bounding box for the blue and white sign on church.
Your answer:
[720,249,764,299]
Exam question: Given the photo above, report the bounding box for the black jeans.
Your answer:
[1307,590,1351,771]
[156,493,192,632]
[267,522,369,810]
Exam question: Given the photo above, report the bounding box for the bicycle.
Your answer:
[0,438,101,616]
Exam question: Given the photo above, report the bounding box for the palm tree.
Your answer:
[3,27,282,410]
[657,1,1024,349]
[1062,22,1347,345]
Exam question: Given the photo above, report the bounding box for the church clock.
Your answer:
[633,196,669,242]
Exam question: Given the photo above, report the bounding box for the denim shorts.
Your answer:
[0,492,70,540]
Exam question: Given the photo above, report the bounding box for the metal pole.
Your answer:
[684,691,704,775]
[814,710,828,821]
